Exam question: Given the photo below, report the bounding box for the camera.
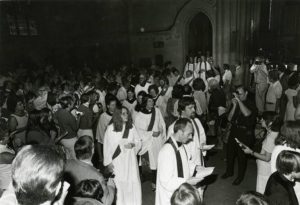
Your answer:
[254,61,262,65]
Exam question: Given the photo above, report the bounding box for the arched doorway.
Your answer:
[188,12,212,57]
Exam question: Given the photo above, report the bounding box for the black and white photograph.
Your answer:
[0,0,300,204]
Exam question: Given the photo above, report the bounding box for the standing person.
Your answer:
[184,56,195,78]
[55,96,78,159]
[295,90,300,120]
[134,73,151,96]
[265,70,282,112]
[222,64,233,107]
[222,86,257,185]
[122,87,137,116]
[103,107,142,205]
[270,121,300,202]
[232,60,244,88]
[116,77,130,103]
[192,78,207,116]
[135,94,166,191]
[77,93,93,138]
[167,97,206,171]
[250,56,269,115]
[156,118,203,205]
[7,95,28,147]
[265,150,300,205]
[283,73,299,121]
[207,78,226,148]
[166,85,184,127]
[238,111,281,193]
[96,94,117,163]
[0,145,70,205]
[132,91,147,122]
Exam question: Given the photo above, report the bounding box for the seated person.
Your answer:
[0,122,15,195]
[236,191,269,205]
[171,183,203,205]
[265,150,300,205]
[0,144,69,205]
[64,136,114,204]
[72,179,115,205]
[65,136,105,187]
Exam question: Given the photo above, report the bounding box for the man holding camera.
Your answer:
[221,86,257,185]
[250,56,269,115]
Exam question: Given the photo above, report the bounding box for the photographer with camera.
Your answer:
[250,56,269,115]
[221,86,257,185]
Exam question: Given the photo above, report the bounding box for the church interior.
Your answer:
[0,0,300,205]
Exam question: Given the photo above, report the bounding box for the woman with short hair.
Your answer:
[265,150,300,205]
[270,121,300,202]
[240,111,282,193]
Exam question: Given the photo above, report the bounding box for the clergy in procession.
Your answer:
[96,94,118,162]
[122,86,137,116]
[134,94,166,191]
[103,106,142,205]
[197,55,211,81]
[184,56,196,78]
[156,118,204,205]
[135,73,151,96]
[168,96,207,167]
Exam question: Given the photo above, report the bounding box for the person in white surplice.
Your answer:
[156,118,204,205]
[168,96,207,167]
[103,106,142,205]
[134,94,166,191]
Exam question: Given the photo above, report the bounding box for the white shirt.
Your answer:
[222,70,232,84]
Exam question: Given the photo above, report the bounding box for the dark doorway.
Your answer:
[188,12,212,57]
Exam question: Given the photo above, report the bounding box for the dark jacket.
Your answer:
[265,171,298,205]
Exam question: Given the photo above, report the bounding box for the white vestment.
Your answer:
[103,124,142,205]
[155,137,192,205]
[167,118,206,167]
[134,82,151,96]
[155,87,173,118]
[122,100,137,117]
[134,108,166,170]
[96,112,112,144]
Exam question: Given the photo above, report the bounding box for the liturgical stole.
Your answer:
[166,138,187,178]
[191,119,204,166]
[147,108,156,131]
[112,127,130,160]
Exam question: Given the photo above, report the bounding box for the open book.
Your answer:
[196,167,215,179]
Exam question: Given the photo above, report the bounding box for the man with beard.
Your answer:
[156,118,203,205]
[167,96,207,169]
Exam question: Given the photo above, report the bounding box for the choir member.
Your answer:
[135,94,166,191]
[103,106,142,205]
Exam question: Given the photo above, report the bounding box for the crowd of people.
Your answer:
[0,54,299,205]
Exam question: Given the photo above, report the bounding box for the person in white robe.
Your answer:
[132,91,147,122]
[122,87,137,117]
[156,118,204,205]
[134,95,166,190]
[95,95,117,162]
[103,107,142,205]
[134,73,151,96]
[184,57,196,78]
[167,97,206,168]
[197,56,211,81]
